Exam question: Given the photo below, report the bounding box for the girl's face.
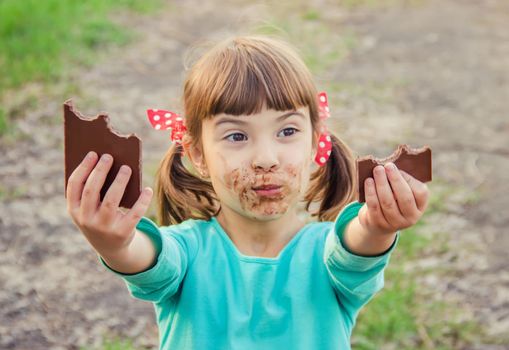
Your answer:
[186,105,318,221]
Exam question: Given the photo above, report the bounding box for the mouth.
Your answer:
[252,184,281,190]
[252,184,283,197]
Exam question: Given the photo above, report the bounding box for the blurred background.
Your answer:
[1,0,508,349]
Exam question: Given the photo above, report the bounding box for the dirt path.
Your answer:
[1,0,507,349]
[332,1,509,345]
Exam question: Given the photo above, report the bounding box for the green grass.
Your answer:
[0,0,161,135]
[0,107,7,135]
[351,184,489,349]
[0,0,158,90]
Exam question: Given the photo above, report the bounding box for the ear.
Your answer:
[182,135,209,178]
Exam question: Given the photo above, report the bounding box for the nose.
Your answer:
[251,143,279,171]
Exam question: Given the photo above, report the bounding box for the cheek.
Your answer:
[224,167,253,193]
[213,151,250,191]
[282,164,301,190]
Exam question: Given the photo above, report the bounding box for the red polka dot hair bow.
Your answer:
[315,91,332,167]
[146,109,187,148]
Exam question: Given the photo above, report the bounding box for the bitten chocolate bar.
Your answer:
[63,100,142,208]
[356,144,432,203]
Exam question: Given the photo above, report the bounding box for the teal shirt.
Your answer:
[100,201,398,349]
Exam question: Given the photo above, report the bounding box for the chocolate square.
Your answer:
[63,100,142,208]
[357,144,432,202]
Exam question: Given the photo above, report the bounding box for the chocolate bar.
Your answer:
[357,144,432,202]
[63,100,142,208]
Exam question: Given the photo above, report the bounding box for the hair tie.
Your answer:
[147,109,187,154]
[147,91,332,165]
[315,91,333,167]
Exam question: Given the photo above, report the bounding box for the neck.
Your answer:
[215,204,306,258]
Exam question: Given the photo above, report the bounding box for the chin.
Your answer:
[250,213,284,222]
[244,206,291,221]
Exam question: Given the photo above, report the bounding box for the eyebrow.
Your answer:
[214,111,305,127]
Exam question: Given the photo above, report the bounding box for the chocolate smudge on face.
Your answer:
[223,164,304,217]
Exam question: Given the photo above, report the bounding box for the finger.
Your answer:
[400,170,430,212]
[80,154,114,218]
[373,165,404,226]
[118,187,154,234]
[364,177,390,228]
[384,162,418,219]
[97,165,132,223]
[67,151,99,213]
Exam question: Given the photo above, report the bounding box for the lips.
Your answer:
[252,184,281,190]
[252,183,283,198]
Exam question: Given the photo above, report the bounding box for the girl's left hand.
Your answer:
[357,162,430,236]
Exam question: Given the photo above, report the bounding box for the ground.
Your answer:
[0,0,508,349]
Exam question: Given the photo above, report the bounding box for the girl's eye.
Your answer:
[278,127,299,138]
[224,133,247,142]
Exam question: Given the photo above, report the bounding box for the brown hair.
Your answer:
[156,35,357,226]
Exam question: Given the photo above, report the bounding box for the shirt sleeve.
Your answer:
[98,216,189,304]
[323,201,399,327]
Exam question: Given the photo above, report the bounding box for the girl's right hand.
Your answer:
[66,151,153,259]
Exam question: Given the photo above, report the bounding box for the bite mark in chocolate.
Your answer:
[357,144,432,203]
[63,100,142,208]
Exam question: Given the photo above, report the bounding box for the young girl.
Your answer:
[66,35,429,349]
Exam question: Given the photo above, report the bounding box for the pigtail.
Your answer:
[156,143,220,226]
[304,133,358,222]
